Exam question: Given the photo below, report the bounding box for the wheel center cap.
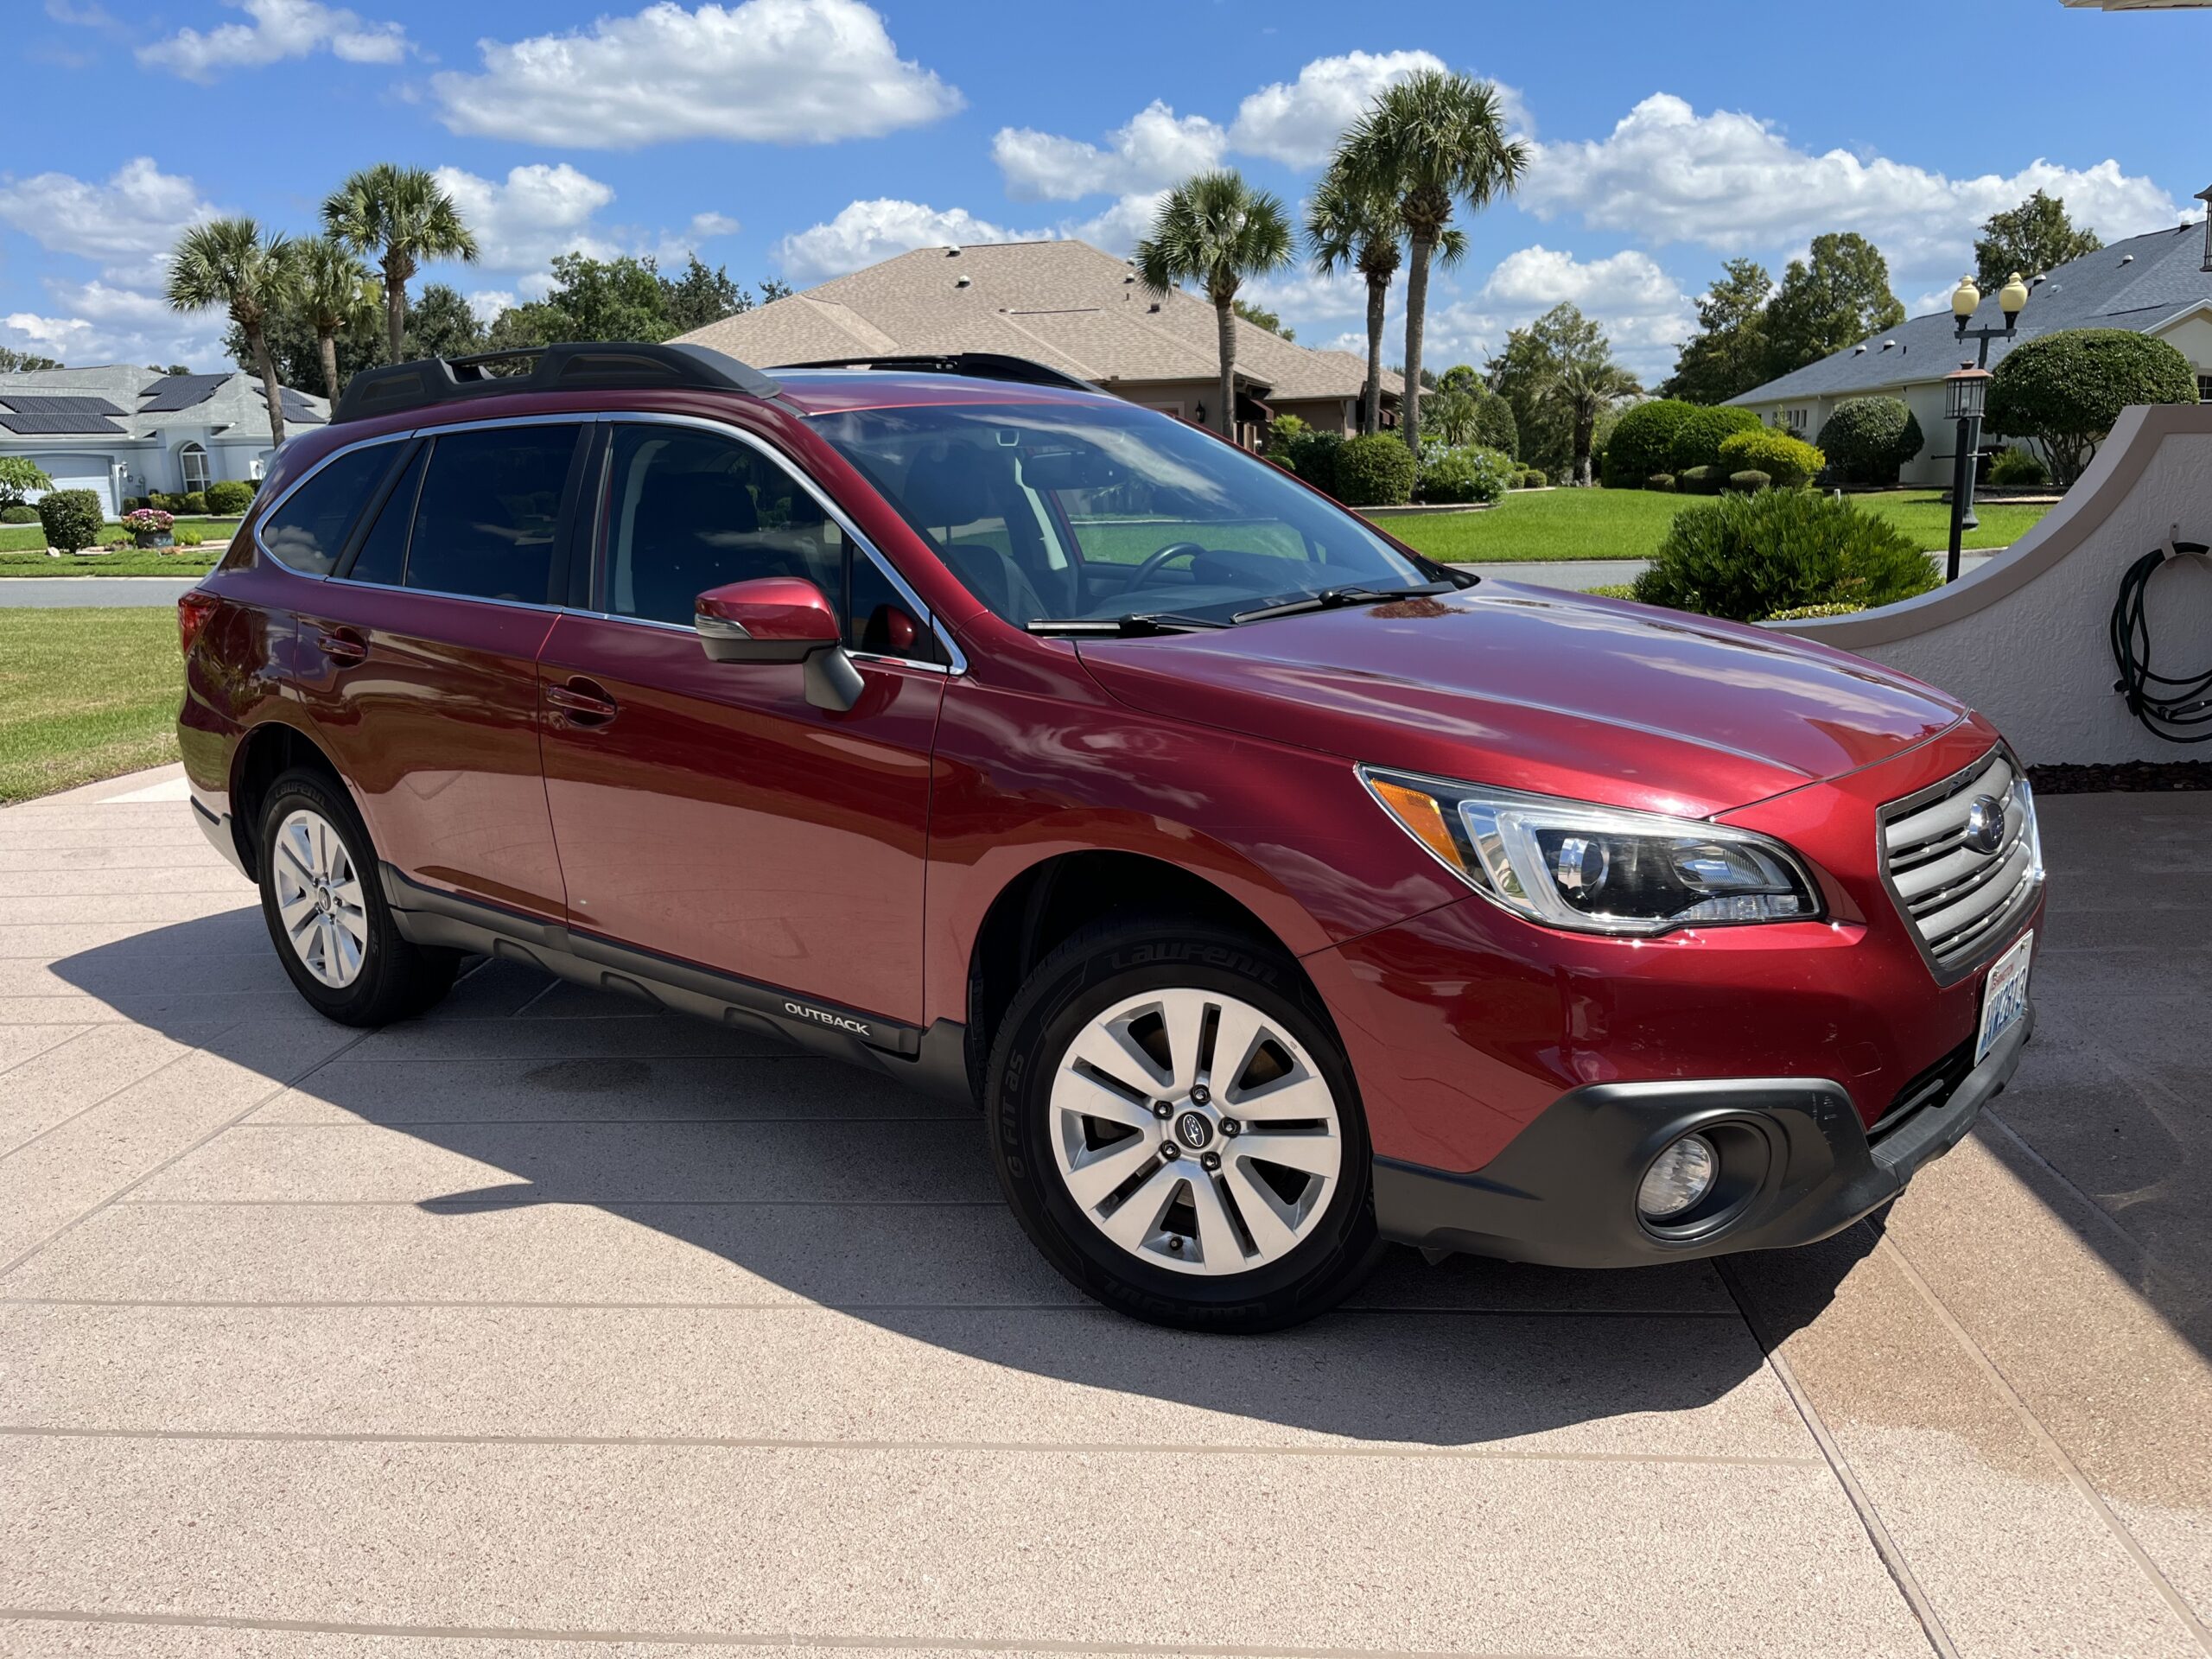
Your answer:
[1174,1109,1214,1151]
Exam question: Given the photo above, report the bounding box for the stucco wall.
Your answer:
[1771,403,2212,763]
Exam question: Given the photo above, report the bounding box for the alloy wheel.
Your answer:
[1048,988,1344,1276]
[271,807,370,989]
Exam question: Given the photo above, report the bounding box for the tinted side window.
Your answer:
[404,424,581,603]
[257,442,399,575]
[341,443,425,588]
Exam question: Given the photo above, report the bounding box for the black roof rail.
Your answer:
[768,353,1105,395]
[330,340,782,425]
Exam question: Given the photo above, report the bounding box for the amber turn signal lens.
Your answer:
[1369,779,1468,876]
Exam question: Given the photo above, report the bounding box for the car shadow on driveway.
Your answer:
[48,916,1885,1450]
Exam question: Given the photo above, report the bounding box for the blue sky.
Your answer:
[2,0,2202,381]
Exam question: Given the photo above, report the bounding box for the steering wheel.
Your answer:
[1126,541,1209,588]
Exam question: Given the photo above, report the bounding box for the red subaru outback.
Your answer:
[177,343,2041,1331]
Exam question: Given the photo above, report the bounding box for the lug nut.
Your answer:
[1220,1118,1242,1137]
[1167,1236,1183,1252]
[1200,1151,1220,1172]
[1152,1101,1173,1120]
[1159,1142,1179,1160]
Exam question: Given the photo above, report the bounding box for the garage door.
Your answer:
[31,454,115,518]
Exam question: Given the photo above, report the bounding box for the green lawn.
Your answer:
[1384,488,2052,565]
[0,608,184,804]
[0,518,238,568]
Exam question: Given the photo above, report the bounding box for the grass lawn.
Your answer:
[1385,488,2051,565]
[0,518,238,568]
[0,608,183,804]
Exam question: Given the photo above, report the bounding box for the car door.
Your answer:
[288,420,590,920]
[536,416,948,1031]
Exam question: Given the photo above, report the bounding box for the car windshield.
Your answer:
[809,399,1442,631]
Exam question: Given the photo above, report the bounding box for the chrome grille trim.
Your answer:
[1878,747,2043,978]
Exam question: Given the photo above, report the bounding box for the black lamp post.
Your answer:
[1942,271,2031,582]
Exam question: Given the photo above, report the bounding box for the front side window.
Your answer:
[257,441,402,576]
[811,401,1438,631]
[601,423,936,661]
[404,424,582,603]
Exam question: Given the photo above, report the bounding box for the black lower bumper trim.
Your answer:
[1374,1007,2032,1268]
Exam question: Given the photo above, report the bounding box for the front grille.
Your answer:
[1881,748,2043,975]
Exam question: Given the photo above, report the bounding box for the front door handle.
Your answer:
[546,677,619,728]
[315,626,367,665]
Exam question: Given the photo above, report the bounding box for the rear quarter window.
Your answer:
[257,442,402,575]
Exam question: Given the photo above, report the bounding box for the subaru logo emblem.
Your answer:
[1175,1110,1213,1150]
[1962,795,2005,856]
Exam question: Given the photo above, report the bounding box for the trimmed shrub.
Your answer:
[35,488,103,554]
[1667,404,1764,475]
[1516,467,1548,489]
[1817,397,1923,485]
[1271,428,1344,497]
[122,495,149,512]
[1646,474,1676,493]
[1986,447,2051,488]
[1603,399,1697,488]
[181,490,207,516]
[1726,470,1772,493]
[175,525,207,547]
[1417,445,1514,506]
[1764,601,1867,620]
[1986,327,2198,487]
[1630,489,1939,622]
[149,492,182,513]
[0,504,38,524]
[1333,434,1419,506]
[205,479,255,515]
[1718,428,1824,489]
[1679,465,1724,494]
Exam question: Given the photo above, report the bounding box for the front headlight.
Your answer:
[1360,766,1823,936]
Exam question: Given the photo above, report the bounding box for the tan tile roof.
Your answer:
[675,238,1398,405]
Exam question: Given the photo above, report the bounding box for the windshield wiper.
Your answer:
[1231,581,1455,625]
[1026,613,1229,638]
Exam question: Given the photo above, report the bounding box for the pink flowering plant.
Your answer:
[123,507,175,533]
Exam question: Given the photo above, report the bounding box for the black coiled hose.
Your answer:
[2110,538,2212,742]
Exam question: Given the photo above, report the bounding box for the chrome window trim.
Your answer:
[250,429,415,576]
[550,606,956,676]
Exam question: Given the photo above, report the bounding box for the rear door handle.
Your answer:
[315,626,367,665]
[546,677,619,728]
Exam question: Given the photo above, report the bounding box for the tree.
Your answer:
[0,347,63,372]
[295,236,380,405]
[0,456,54,505]
[145,362,191,376]
[226,299,380,399]
[1975,190,2101,291]
[484,301,565,355]
[1662,258,1772,404]
[168,216,298,447]
[1135,169,1295,440]
[1986,327,2198,486]
[759,277,795,302]
[321,163,479,364]
[404,283,486,360]
[1763,233,1905,379]
[1427,385,1481,447]
[1231,297,1294,340]
[664,256,752,335]
[1548,357,1642,486]
[1337,69,1527,454]
[1485,303,1607,480]
[1306,163,1400,433]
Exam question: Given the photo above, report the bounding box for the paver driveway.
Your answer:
[2,766,2208,1658]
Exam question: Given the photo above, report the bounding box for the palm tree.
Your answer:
[1338,70,1528,454]
[296,237,381,408]
[1550,359,1642,486]
[1135,170,1294,442]
[1306,166,1399,437]
[321,163,478,364]
[166,217,299,448]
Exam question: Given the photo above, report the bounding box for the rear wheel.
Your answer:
[986,918,1381,1332]
[257,769,458,1026]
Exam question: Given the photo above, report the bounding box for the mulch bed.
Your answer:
[2029,761,2212,793]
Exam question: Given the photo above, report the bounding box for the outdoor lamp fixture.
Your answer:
[1944,361,1995,584]
[2197,184,2212,272]
[1951,270,2031,365]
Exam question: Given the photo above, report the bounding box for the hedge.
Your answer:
[1332,434,1419,505]
[1717,428,1824,489]
[1667,404,1764,475]
[1726,470,1772,493]
[205,479,256,515]
[1416,445,1515,506]
[1986,447,2050,487]
[1603,398,1696,488]
[1817,397,1923,485]
[35,489,104,554]
[1630,488,1939,621]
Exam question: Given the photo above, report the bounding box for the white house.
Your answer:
[1730,221,2212,485]
[0,365,328,516]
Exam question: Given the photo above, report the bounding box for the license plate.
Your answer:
[1974,930,2034,1065]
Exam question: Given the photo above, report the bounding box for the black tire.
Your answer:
[985,917,1382,1332]
[257,767,459,1026]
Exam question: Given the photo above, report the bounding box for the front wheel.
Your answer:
[985,918,1382,1332]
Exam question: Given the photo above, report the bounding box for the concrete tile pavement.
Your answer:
[0,764,2207,1657]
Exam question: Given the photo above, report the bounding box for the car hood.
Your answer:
[1074,582,1965,818]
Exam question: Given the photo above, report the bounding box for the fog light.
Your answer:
[1638,1133,1718,1221]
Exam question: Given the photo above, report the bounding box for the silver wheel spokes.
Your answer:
[1050,988,1343,1277]
[272,808,369,989]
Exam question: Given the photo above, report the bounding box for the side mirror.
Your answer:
[694,577,864,712]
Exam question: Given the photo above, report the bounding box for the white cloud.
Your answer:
[0,157,217,274]
[772,198,1049,284]
[466,289,515,325]
[1063,191,1170,257]
[1229,49,1505,168]
[137,0,408,81]
[1521,93,2178,271]
[43,278,180,326]
[429,162,620,271]
[995,101,1227,202]
[2,306,225,373]
[432,0,960,149]
[688,211,740,240]
[1483,245,1686,317]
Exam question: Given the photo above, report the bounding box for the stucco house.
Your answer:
[0,365,327,516]
[1730,221,2212,484]
[674,238,1398,445]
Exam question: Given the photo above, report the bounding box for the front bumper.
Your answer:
[1372,1001,2031,1268]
